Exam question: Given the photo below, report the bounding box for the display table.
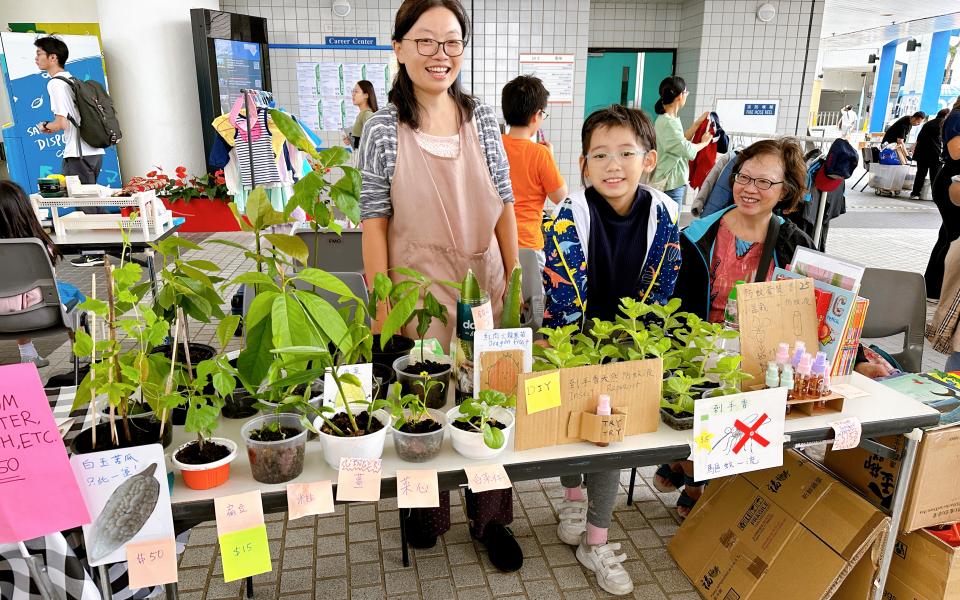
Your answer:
[31,190,173,238]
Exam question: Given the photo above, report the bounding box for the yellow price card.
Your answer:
[218,524,272,582]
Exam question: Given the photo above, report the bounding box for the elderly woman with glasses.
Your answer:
[656,138,813,518]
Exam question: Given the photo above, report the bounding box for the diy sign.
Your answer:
[513,358,662,451]
[0,363,90,543]
[524,371,561,414]
[692,387,787,481]
[287,481,335,520]
[395,469,440,508]
[737,278,818,385]
[70,444,174,566]
[214,490,271,582]
[336,457,382,502]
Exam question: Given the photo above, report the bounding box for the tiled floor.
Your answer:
[1,187,947,599]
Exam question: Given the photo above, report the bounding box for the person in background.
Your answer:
[345,80,379,149]
[839,104,858,138]
[0,181,85,367]
[910,108,949,200]
[926,177,960,369]
[357,0,521,571]
[544,104,680,596]
[882,110,926,147]
[500,75,568,269]
[925,98,960,300]
[652,76,711,209]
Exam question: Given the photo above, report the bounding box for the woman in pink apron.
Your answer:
[356,0,521,572]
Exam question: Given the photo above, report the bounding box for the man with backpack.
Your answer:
[34,35,122,266]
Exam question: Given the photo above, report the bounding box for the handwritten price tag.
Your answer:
[214,490,264,536]
[829,417,862,451]
[471,302,494,331]
[218,524,272,582]
[287,481,335,520]
[463,464,512,493]
[336,457,382,502]
[524,371,561,414]
[396,469,440,509]
[126,538,177,588]
[830,383,869,399]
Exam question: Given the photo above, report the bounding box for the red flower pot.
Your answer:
[161,197,240,232]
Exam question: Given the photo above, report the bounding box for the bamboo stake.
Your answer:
[90,273,97,450]
[159,309,181,439]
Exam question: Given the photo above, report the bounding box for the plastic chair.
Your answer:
[858,267,925,373]
[294,227,364,273]
[518,248,545,330]
[0,238,81,383]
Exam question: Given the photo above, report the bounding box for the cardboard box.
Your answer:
[567,408,627,444]
[886,528,960,599]
[883,573,928,600]
[669,450,889,600]
[824,425,960,531]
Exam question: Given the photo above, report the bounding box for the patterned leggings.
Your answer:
[405,489,513,539]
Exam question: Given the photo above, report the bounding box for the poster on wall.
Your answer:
[296,61,390,132]
[714,99,780,134]
[0,32,122,194]
[519,54,575,104]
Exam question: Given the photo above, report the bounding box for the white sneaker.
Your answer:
[576,537,634,596]
[557,499,587,545]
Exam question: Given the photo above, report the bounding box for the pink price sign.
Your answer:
[0,363,90,543]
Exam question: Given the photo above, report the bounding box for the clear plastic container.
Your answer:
[393,354,451,409]
[240,413,308,484]
[392,408,446,462]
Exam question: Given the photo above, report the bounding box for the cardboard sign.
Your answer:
[214,490,265,536]
[71,444,174,566]
[463,464,512,493]
[0,363,90,543]
[737,278,819,384]
[569,409,627,443]
[126,537,178,588]
[219,524,272,582]
[523,371,561,414]
[514,359,662,451]
[395,469,440,508]
[323,363,373,408]
[692,387,787,481]
[336,457,382,502]
[287,481,335,520]
[474,328,533,397]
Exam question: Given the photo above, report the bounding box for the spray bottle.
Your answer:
[791,341,807,368]
[781,364,795,409]
[795,353,813,400]
[595,394,612,448]
[775,343,790,375]
[765,362,780,389]
[810,352,827,406]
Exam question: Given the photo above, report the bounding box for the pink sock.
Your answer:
[586,523,608,546]
[564,486,585,501]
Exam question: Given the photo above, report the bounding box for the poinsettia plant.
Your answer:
[115,166,230,203]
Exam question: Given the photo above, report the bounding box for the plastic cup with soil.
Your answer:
[171,437,238,490]
[314,404,391,470]
[446,405,514,460]
[393,355,451,410]
[372,362,397,401]
[372,334,415,368]
[392,408,445,462]
[258,381,324,439]
[222,388,259,420]
[240,414,308,484]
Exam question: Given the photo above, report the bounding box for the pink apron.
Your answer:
[388,119,506,347]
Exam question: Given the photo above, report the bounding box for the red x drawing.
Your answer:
[732,414,770,454]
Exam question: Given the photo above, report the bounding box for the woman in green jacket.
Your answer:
[652,76,711,209]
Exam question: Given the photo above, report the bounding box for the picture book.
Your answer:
[882,372,960,429]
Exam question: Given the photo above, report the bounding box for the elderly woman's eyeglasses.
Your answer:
[733,172,783,191]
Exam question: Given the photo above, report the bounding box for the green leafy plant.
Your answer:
[669,313,738,380]
[371,269,459,365]
[385,379,442,429]
[455,389,516,449]
[533,324,593,371]
[151,236,227,333]
[660,371,709,415]
[705,354,753,396]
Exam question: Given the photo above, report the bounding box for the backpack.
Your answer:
[52,75,122,151]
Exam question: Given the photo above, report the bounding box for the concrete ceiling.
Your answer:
[821,0,960,50]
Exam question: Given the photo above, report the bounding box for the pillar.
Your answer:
[869,40,898,133]
[920,30,952,116]
[95,0,218,179]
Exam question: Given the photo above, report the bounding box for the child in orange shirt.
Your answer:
[501,75,568,267]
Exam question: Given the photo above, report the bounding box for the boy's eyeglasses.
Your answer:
[733,172,783,190]
[586,149,647,164]
[540,109,550,119]
[402,38,466,57]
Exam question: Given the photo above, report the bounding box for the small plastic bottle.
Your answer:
[595,394,611,448]
[765,361,780,389]
[795,353,813,400]
[820,373,832,398]
[781,364,795,408]
[723,281,745,331]
[791,341,807,368]
[810,352,827,406]
[775,343,790,375]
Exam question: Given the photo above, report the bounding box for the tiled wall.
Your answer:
[588,1,681,48]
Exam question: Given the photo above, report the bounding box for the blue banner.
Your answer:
[325,36,378,47]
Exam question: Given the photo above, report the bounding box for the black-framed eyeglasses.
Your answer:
[402,38,466,57]
[540,109,549,119]
[733,172,783,190]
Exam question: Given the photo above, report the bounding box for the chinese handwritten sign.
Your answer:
[126,537,177,588]
[474,328,533,397]
[693,387,787,481]
[214,490,265,536]
[829,418,862,451]
[287,481,335,520]
[213,490,271,582]
[0,363,89,543]
[736,278,818,384]
[463,464,512,493]
[395,469,440,508]
[336,457,382,502]
[524,371,561,414]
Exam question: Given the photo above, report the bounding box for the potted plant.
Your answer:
[373,270,457,409]
[659,371,709,430]
[447,389,516,459]
[704,354,753,397]
[387,380,446,462]
[116,166,238,233]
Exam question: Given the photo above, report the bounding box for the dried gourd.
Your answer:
[88,462,161,562]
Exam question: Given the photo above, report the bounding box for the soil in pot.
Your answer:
[72,420,173,454]
[320,410,383,436]
[660,407,694,431]
[397,418,441,434]
[152,342,216,364]
[451,417,507,432]
[248,425,303,442]
[174,439,231,465]
[223,390,258,419]
[245,425,306,484]
[403,360,448,376]
[399,361,449,409]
